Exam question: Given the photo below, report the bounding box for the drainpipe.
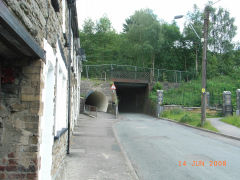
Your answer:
[67,0,73,155]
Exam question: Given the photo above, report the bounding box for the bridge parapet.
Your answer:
[82,64,195,83]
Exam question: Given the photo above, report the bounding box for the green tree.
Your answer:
[156,22,181,70]
[83,18,95,34]
[123,9,163,67]
[80,16,123,64]
[184,3,237,54]
[182,3,237,77]
[96,16,112,33]
[182,4,203,74]
[209,6,237,54]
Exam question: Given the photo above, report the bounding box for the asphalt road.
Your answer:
[114,113,240,180]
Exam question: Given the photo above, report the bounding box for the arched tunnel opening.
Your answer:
[115,82,148,113]
[85,91,108,112]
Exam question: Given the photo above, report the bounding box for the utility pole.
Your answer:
[201,6,210,127]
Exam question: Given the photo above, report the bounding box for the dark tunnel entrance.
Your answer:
[115,82,148,113]
[85,91,108,112]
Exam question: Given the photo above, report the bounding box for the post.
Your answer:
[236,89,240,116]
[157,90,164,118]
[67,5,72,154]
[223,91,233,116]
[201,6,210,127]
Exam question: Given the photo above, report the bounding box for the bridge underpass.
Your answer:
[115,82,148,113]
[85,91,108,112]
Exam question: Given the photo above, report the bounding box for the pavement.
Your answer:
[64,112,137,180]
[207,117,240,138]
[115,113,240,180]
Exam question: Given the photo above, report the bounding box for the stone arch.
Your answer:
[85,91,108,112]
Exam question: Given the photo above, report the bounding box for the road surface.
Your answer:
[114,113,240,180]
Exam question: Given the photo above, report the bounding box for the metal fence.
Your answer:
[82,64,195,83]
[163,87,224,109]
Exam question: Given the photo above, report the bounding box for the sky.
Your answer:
[76,0,240,41]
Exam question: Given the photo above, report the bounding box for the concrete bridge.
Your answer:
[81,64,194,114]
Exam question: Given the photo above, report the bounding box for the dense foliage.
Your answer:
[163,76,239,109]
[79,4,240,77]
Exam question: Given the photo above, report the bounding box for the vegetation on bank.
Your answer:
[149,75,238,111]
[221,115,240,128]
[163,75,239,109]
[161,109,219,132]
[80,4,240,79]
[149,82,163,103]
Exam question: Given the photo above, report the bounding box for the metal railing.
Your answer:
[82,64,195,83]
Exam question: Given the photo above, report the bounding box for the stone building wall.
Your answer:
[3,0,68,52]
[0,59,43,180]
[1,0,81,179]
[51,132,68,180]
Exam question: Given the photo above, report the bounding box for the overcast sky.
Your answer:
[76,0,240,41]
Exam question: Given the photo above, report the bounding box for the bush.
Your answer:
[180,114,192,123]
[161,109,218,132]
[170,108,184,115]
[152,82,163,91]
[221,115,240,128]
[163,75,238,110]
[149,82,163,102]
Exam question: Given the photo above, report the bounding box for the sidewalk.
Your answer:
[64,112,136,180]
[207,118,240,138]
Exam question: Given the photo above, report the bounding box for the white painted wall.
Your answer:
[39,39,69,179]
[39,40,56,180]
[55,42,68,135]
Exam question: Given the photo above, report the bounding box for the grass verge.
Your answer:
[221,115,240,128]
[161,109,219,132]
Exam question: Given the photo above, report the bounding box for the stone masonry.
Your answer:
[1,0,81,179]
[51,132,68,180]
[80,79,117,112]
[3,0,68,50]
[81,79,115,103]
[0,59,43,180]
